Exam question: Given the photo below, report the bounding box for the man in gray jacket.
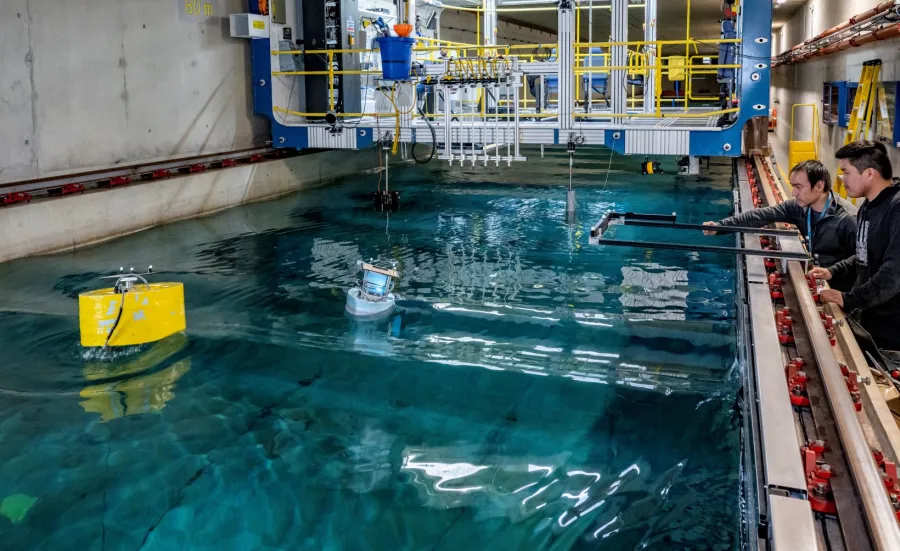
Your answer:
[703,160,858,290]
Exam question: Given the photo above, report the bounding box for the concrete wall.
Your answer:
[770,0,900,177]
[0,148,378,264]
[0,0,268,186]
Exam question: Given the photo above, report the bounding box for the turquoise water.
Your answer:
[0,150,742,550]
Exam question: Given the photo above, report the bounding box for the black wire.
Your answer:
[104,291,127,348]
[412,102,436,164]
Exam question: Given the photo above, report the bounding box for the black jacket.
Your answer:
[719,193,857,272]
[829,184,900,351]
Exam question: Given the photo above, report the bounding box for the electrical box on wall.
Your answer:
[840,82,858,128]
[230,13,269,39]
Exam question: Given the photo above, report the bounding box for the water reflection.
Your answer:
[79,334,190,422]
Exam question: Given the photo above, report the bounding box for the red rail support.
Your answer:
[791,382,810,407]
[109,176,130,187]
[786,358,806,380]
[1,192,32,206]
[62,184,85,195]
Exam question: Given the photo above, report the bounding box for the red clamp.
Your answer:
[808,480,838,515]
[61,183,85,195]
[1,192,32,206]
[883,471,898,493]
[250,154,264,163]
[764,258,777,271]
[808,440,827,455]
[768,273,784,286]
[222,158,237,168]
[775,308,791,326]
[151,169,170,179]
[789,371,808,386]
[851,390,862,412]
[790,382,810,407]
[771,285,785,301]
[885,460,898,482]
[808,273,819,290]
[779,329,795,345]
[786,358,805,380]
[109,176,130,187]
[188,164,206,174]
[777,311,794,344]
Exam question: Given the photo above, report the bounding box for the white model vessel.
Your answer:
[346,261,399,317]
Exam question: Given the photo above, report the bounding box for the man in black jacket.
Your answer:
[811,141,900,351]
[703,160,858,290]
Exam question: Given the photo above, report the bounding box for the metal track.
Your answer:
[0,146,287,198]
[755,155,900,550]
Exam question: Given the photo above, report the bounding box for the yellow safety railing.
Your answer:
[789,104,820,167]
[269,36,743,120]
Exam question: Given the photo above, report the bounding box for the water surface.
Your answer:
[0,150,742,550]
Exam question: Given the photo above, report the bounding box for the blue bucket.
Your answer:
[376,36,415,81]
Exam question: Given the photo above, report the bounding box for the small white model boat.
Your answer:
[346,261,399,317]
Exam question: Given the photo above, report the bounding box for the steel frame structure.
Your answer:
[245,0,772,158]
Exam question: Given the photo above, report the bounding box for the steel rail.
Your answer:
[0,146,278,197]
[757,155,900,550]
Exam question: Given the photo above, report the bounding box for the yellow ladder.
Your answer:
[836,59,882,197]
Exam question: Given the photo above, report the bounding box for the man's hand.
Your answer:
[702,221,719,236]
[809,267,832,281]
[820,289,844,308]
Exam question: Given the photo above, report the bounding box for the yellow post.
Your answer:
[328,51,335,111]
[476,10,480,50]
[684,0,690,113]
[789,104,820,167]
[576,0,581,105]
[655,41,662,116]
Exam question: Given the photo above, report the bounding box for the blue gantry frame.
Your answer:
[247,0,773,157]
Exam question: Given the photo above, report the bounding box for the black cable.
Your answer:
[412,103,436,164]
[104,291,127,348]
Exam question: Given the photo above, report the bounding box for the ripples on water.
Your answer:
[0,150,742,549]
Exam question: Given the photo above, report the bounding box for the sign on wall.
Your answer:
[178,0,225,23]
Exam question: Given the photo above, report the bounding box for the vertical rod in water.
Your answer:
[384,147,389,192]
[566,151,576,217]
[514,70,521,159]
[506,83,511,165]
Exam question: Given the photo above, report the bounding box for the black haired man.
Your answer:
[704,159,857,290]
[810,141,900,351]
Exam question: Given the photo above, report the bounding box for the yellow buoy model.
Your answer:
[78,266,186,347]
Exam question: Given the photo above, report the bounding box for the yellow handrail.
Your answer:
[791,103,820,159]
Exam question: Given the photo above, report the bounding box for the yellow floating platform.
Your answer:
[79,282,186,347]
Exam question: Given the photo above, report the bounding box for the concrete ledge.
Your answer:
[0,148,377,264]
